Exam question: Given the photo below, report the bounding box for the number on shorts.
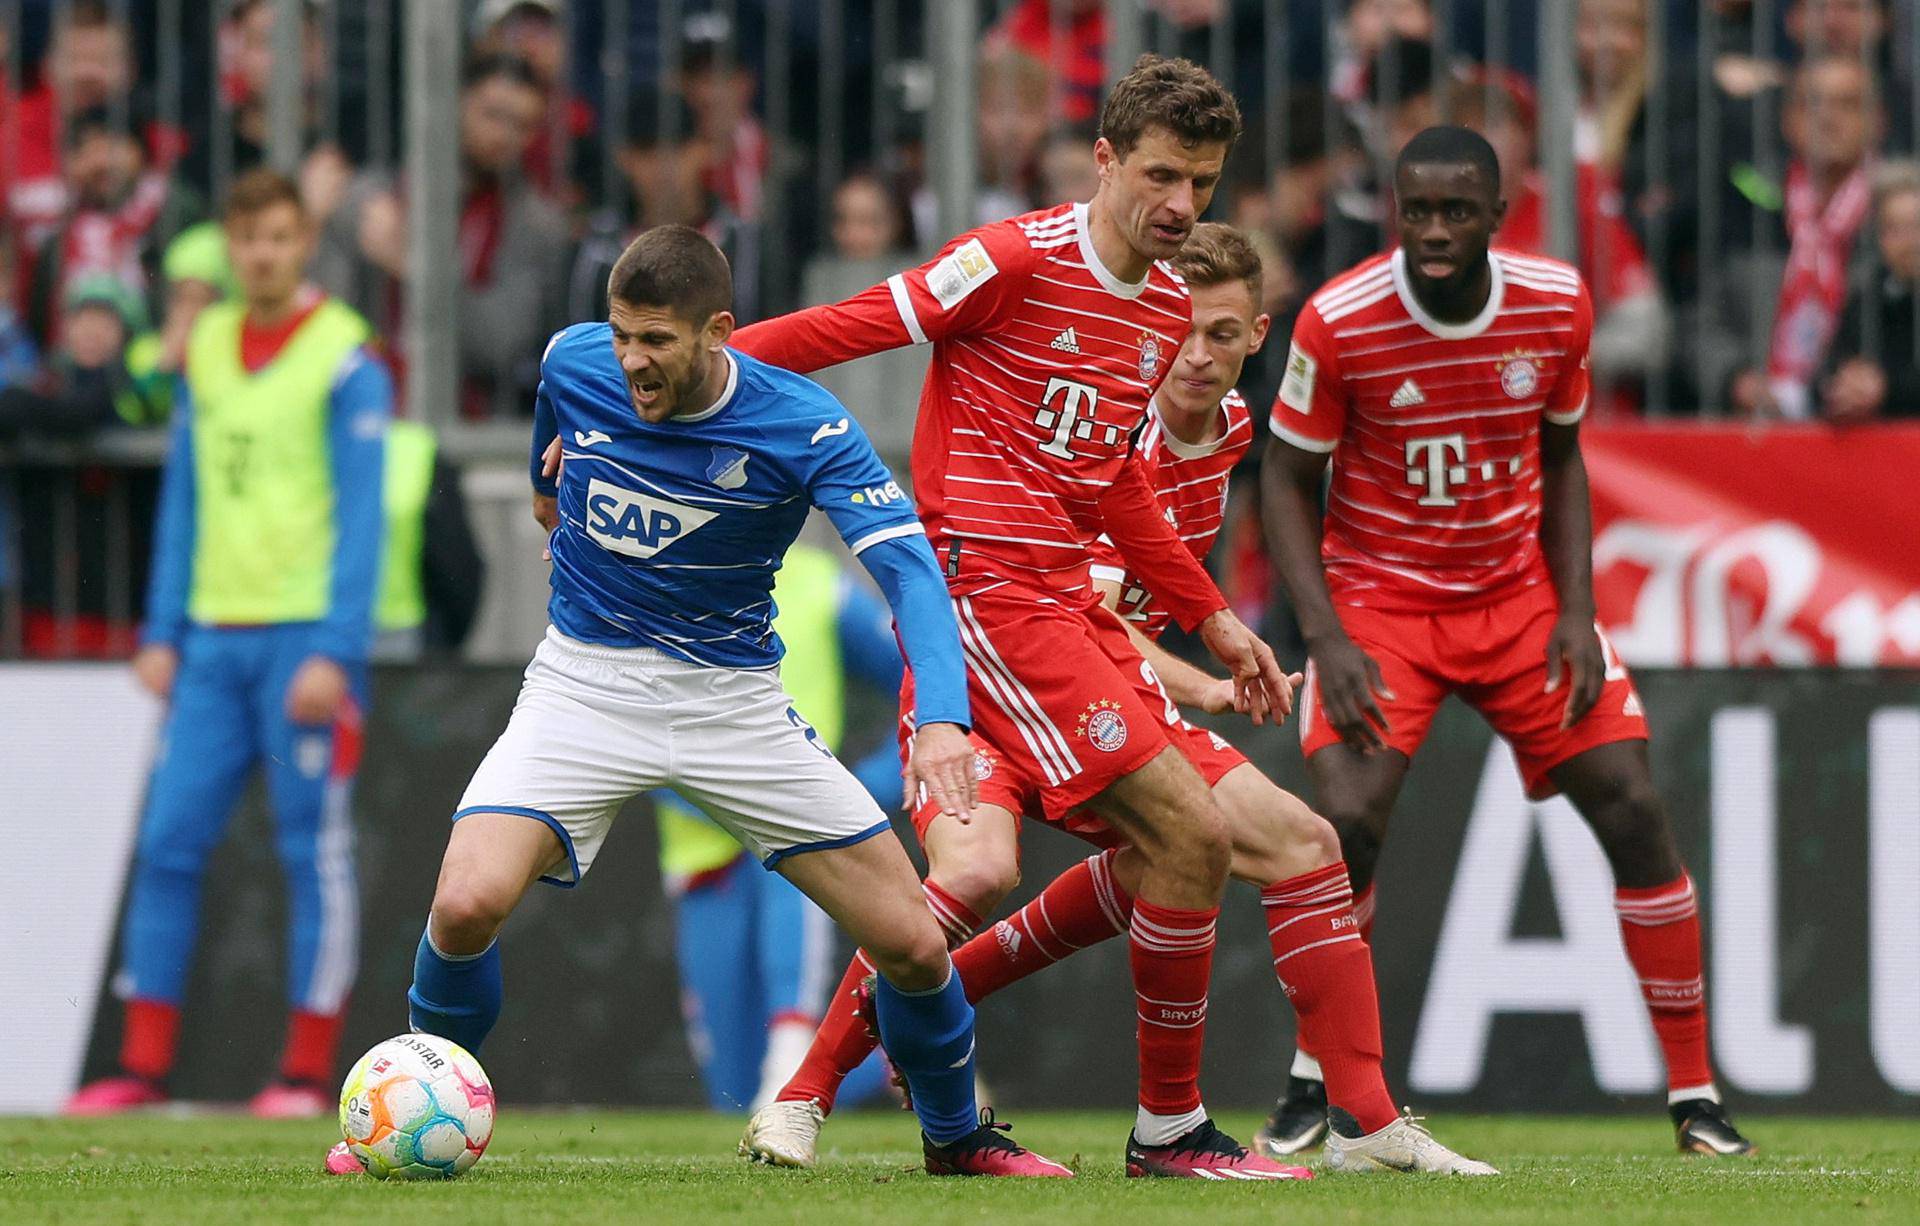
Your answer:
[786,706,835,759]
[1139,660,1182,728]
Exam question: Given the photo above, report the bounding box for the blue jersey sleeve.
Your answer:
[141,377,196,649]
[835,576,905,693]
[802,412,966,727]
[312,348,392,665]
[531,377,558,497]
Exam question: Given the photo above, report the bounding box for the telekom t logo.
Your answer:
[1037,377,1121,459]
[1406,433,1469,506]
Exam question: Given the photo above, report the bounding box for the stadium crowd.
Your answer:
[2,0,1918,656]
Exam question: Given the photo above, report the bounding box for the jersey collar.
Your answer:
[1390,247,1506,340]
[1149,394,1229,459]
[676,351,740,423]
[1076,201,1149,300]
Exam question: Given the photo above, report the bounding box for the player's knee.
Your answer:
[429,875,514,953]
[1586,778,1681,882]
[866,920,951,992]
[1298,810,1344,868]
[932,857,1020,919]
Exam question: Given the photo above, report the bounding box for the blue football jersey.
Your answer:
[536,324,925,668]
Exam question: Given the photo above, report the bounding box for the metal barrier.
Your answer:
[7,1,1920,659]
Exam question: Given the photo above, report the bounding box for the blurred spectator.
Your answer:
[181,0,356,206]
[1330,0,1436,105]
[25,106,203,354]
[682,18,769,224]
[911,49,1049,240]
[1038,127,1101,205]
[317,54,567,418]
[0,231,38,390]
[985,0,1228,127]
[1695,54,1882,417]
[1575,0,1710,320]
[1367,36,1448,162]
[1712,0,1913,152]
[5,1,183,250]
[1818,161,1920,421]
[1454,77,1671,414]
[472,0,597,203]
[567,95,757,323]
[828,171,914,262]
[1,275,166,437]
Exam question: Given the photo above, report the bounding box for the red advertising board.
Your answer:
[1585,422,1920,666]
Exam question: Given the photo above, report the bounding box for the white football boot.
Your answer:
[1323,1107,1500,1175]
[740,1097,826,1168]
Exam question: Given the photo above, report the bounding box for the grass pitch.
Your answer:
[3,1110,1916,1225]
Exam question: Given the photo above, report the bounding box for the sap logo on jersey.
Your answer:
[851,480,905,506]
[584,478,717,559]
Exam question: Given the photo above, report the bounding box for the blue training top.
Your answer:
[531,324,969,728]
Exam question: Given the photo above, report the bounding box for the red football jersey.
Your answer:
[1268,247,1594,612]
[1089,390,1251,639]
[734,202,1225,628]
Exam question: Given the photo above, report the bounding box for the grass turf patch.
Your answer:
[4,1111,1916,1225]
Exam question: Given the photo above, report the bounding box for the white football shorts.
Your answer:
[456,627,893,886]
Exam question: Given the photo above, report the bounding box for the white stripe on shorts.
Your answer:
[954,597,1081,787]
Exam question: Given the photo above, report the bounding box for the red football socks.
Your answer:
[279,1008,347,1086]
[775,881,985,1113]
[952,850,1134,1001]
[120,998,181,1082]
[1615,874,1715,1093]
[1129,899,1218,1116]
[1263,863,1398,1133]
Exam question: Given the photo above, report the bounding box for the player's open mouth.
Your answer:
[1152,224,1187,243]
[629,380,663,406]
[1417,254,1457,276]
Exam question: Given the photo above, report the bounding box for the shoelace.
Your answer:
[1159,1120,1244,1160]
[957,1108,1025,1154]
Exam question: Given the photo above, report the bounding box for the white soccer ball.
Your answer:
[338,1033,495,1179]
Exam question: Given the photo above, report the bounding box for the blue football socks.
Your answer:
[405,926,502,1054]
[873,961,979,1145]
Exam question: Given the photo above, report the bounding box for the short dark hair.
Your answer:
[1397,124,1502,194]
[1368,36,1439,108]
[463,51,545,95]
[1098,54,1242,160]
[607,224,733,323]
[63,103,148,153]
[1172,222,1263,308]
[224,167,307,222]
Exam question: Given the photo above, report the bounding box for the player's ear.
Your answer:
[1248,312,1272,354]
[706,310,736,350]
[1490,196,1507,235]
[1094,137,1117,184]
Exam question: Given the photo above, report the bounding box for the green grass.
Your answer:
[3,1110,1917,1225]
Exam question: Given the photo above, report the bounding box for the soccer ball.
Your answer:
[338,1034,495,1179]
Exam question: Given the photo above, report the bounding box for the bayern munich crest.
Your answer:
[1137,332,1163,382]
[1077,699,1129,752]
[971,749,996,782]
[1499,351,1541,399]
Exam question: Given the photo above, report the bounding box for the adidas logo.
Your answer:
[1050,327,1081,354]
[1389,379,1426,408]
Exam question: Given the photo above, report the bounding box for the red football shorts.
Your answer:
[902,587,1249,846]
[1298,581,1648,798]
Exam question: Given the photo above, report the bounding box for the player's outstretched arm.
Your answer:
[855,535,976,822]
[1260,436,1394,751]
[1539,419,1606,729]
[733,225,1029,375]
[1092,577,1235,715]
[1096,452,1293,725]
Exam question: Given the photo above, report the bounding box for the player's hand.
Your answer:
[1197,609,1292,726]
[1545,613,1606,729]
[533,493,559,559]
[132,644,179,701]
[286,656,350,725]
[1308,634,1394,751]
[1196,675,1238,715]
[908,721,978,824]
[541,435,563,480]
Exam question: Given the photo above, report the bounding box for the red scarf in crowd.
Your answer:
[1767,161,1872,414]
[47,171,171,347]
